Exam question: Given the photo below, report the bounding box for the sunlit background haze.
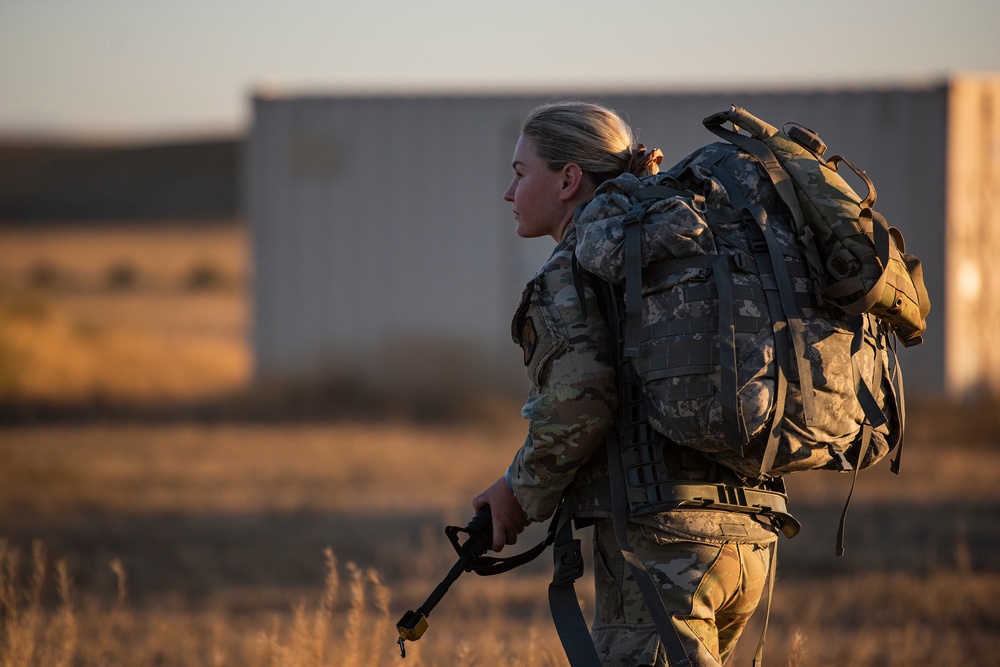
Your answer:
[2,0,999,139]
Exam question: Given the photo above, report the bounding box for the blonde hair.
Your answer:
[520,101,662,183]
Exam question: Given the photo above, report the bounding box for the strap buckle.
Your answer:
[622,201,652,226]
[551,539,585,587]
[731,251,756,273]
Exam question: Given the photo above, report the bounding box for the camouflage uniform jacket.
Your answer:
[508,221,618,522]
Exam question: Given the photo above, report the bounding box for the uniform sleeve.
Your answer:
[508,252,617,521]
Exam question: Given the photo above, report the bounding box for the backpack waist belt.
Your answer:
[632,480,801,539]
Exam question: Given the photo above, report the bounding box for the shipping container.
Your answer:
[245,75,999,399]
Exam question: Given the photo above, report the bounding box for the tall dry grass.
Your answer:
[0,538,396,667]
[0,535,568,667]
[0,541,76,667]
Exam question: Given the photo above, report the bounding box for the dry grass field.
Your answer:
[0,223,248,409]
[1,223,998,666]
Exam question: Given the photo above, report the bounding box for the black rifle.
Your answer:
[395,505,554,658]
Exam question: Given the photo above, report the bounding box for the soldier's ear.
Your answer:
[559,162,585,201]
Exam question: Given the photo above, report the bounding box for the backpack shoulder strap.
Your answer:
[601,278,695,667]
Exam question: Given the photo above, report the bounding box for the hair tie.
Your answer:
[624,144,664,177]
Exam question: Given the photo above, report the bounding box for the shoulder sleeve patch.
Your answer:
[511,280,535,347]
[521,316,538,366]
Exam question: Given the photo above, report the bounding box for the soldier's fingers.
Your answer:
[492,525,506,552]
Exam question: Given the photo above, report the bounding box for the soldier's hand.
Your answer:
[473,477,529,552]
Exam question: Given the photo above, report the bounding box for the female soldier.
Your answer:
[472,101,778,666]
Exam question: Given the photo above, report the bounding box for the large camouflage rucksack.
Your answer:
[575,106,930,480]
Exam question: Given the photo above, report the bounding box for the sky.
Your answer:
[1,0,998,140]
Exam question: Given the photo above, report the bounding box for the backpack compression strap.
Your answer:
[702,113,827,293]
[708,164,812,473]
[620,185,689,358]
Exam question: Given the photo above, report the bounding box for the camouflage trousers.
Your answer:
[591,517,775,666]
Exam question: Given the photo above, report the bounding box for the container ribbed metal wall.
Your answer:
[246,78,995,397]
[946,75,1000,397]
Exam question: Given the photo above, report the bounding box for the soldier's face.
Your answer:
[503,136,571,241]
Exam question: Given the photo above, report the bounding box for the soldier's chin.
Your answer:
[515,222,543,239]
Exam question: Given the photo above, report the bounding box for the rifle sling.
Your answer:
[546,502,602,667]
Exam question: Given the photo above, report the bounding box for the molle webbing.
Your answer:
[615,403,800,538]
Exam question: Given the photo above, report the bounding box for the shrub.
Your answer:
[104,261,139,291]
